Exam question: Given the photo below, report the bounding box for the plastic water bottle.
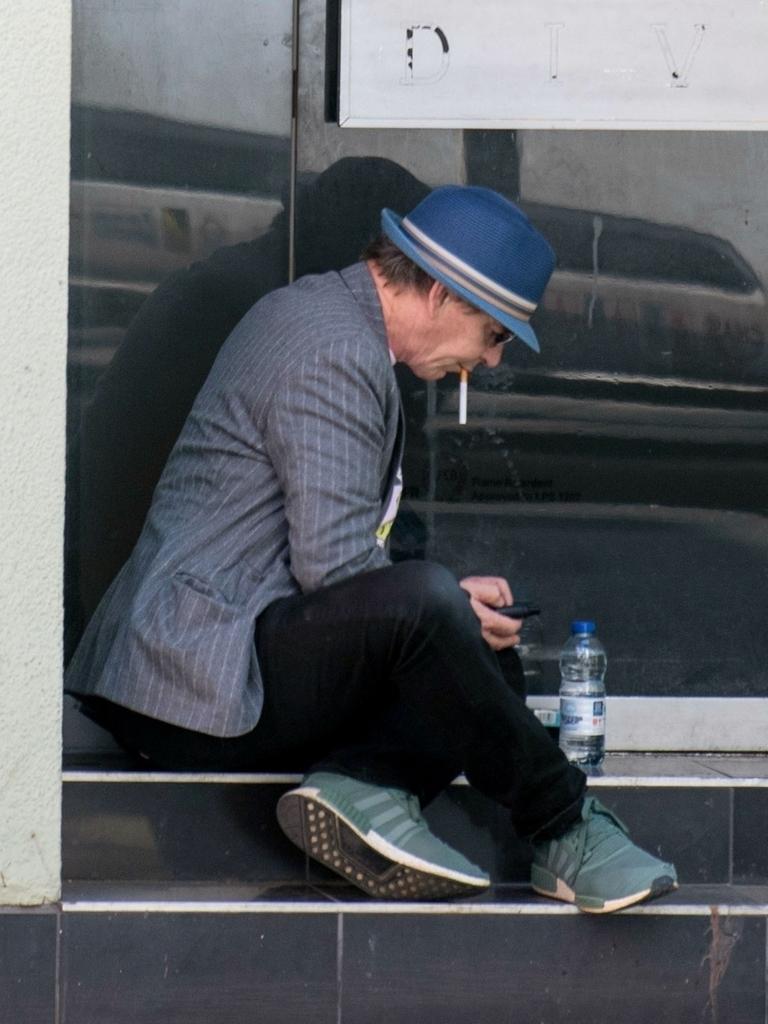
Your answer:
[558,620,606,770]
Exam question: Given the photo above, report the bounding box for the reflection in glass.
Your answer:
[296,0,768,701]
[65,0,768,711]
[66,0,294,658]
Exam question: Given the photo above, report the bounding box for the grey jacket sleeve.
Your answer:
[265,335,393,592]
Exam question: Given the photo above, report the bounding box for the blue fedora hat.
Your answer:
[381,185,555,352]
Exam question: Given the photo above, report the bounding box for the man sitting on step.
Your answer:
[66,185,677,913]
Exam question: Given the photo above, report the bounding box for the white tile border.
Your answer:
[61,898,768,917]
[61,758,768,788]
[62,771,302,784]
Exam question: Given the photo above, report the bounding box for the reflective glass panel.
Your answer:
[297,0,768,701]
[66,0,294,659]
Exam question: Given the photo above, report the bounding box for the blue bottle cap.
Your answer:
[571,620,596,634]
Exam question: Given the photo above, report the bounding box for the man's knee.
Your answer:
[386,560,473,628]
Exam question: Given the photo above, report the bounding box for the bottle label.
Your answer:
[560,697,605,738]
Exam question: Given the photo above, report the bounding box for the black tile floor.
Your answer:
[6,755,766,1022]
[340,911,765,1024]
[0,910,57,1024]
[734,788,768,884]
[61,910,339,1024]
[63,757,768,886]
[6,886,768,1024]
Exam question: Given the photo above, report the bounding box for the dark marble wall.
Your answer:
[65,0,768,726]
[2,903,766,1023]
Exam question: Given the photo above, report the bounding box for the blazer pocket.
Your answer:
[171,571,232,604]
[127,572,254,701]
[162,571,248,646]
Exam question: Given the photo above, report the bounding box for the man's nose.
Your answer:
[483,345,504,369]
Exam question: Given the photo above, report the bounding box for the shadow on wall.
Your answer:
[65,156,431,659]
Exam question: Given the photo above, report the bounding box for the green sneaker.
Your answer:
[531,797,678,913]
[277,771,490,900]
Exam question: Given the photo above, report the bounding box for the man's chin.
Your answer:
[409,367,448,381]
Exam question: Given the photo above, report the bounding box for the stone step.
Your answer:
[62,754,768,888]
[51,880,768,1023]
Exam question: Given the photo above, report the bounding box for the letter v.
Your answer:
[652,23,706,87]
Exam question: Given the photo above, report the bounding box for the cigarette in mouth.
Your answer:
[459,368,468,425]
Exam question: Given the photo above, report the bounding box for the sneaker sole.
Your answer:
[277,786,489,900]
[531,866,678,913]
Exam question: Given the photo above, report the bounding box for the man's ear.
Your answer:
[426,280,451,316]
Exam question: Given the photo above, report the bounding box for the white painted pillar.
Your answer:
[0,0,71,905]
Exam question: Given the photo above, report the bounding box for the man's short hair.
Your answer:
[362,234,434,293]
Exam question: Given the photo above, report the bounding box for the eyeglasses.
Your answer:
[489,323,514,347]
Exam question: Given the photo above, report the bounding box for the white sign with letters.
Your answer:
[339,0,768,129]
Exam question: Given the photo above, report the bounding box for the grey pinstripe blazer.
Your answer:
[66,263,403,736]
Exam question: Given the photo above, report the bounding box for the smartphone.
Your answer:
[495,603,541,619]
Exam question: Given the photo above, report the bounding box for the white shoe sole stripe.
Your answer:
[532,877,676,914]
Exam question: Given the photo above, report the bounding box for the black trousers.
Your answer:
[83,561,585,840]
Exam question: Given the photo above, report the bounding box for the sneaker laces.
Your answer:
[404,792,425,824]
[381,787,426,826]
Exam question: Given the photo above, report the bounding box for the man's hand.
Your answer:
[459,575,522,651]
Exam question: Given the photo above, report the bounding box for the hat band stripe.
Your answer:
[421,249,533,322]
[402,217,538,315]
